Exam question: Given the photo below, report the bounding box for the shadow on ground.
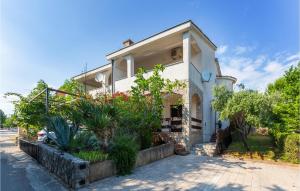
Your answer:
[82,155,272,191]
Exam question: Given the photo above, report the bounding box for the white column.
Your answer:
[111,59,116,93]
[125,55,134,78]
[182,32,192,149]
[183,31,191,76]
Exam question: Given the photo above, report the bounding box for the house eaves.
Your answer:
[72,63,111,80]
[106,20,217,60]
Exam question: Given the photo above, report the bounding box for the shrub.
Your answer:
[46,116,79,151]
[78,99,118,148]
[273,132,288,151]
[70,130,101,151]
[109,134,138,175]
[283,134,300,163]
[73,151,108,163]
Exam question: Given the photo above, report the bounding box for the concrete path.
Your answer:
[0,129,67,191]
[81,154,300,191]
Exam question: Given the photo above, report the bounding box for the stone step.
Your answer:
[192,143,217,157]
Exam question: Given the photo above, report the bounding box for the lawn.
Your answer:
[225,134,278,161]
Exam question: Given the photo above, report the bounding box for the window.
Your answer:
[170,105,182,118]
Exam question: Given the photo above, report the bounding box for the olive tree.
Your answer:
[212,86,272,150]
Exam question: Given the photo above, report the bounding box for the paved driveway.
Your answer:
[81,155,300,191]
[1,129,299,191]
[0,129,67,191]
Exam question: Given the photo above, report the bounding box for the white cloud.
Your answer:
[233,46,255,55]
[264,61,282,73]
[219,50,299,91]
[285,52,300,62]
[216,45,228,55]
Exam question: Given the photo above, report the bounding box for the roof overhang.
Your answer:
[216,75,237,84]
[106,20,217,60]
[73,63,112,81]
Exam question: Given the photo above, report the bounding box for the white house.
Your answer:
[74,20,236,149]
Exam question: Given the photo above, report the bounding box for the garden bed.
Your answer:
[224,135,277,161]
[19,139,174,189]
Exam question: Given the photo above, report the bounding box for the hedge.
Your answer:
[283,134,300,163]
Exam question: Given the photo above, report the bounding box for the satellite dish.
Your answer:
[95,73,105,83]
[201,71,212,82]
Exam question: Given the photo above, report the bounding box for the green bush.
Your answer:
[283,134,300,163]
[73,151,108,163]
[109,134,138,175]
[273,132,288,151]
[70,130,101,151]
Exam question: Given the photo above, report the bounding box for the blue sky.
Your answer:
[0,0,299,114]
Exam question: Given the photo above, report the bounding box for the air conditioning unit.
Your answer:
[171,47,183,60]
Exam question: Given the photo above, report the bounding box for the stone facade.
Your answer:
[169,80,205,150]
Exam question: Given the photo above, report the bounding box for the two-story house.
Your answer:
[73,20,236,149]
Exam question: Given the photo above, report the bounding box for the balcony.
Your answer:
[115,61,187,92]
[88,85,112,97]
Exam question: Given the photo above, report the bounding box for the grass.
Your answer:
[225,134,278,161]
[72,150,108,163]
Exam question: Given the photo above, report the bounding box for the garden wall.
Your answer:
[88,142,175,182]
[88,160,116,182]
[135,142,175,167]
[19,140,174,189]
[37,144,89,188]
[19,139,38,160]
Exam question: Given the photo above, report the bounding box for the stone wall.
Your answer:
[19,139,38,160]
[135,142,174,167]
[88,143,175,182]
[88,160,116,182]
[37,144,89,189]
[20,141,175,188]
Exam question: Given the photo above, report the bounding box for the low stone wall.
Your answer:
[135,142,174,167]
[89,160,116,182]
[37,144,89,189]
[19,139,38,160]
[88,143,174,183]
[20,141,174,188]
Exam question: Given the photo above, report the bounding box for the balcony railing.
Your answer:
[88,85,112,96]
[115,61,187,92]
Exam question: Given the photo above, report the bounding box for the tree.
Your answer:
[212,86,272,150]
[5,80,49,138]
[115,64,185,149]
[5,79,84,139]
[4,115,17,128]
[267,63,300,134]
[0,109,7,128]
[59,79,85,96]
